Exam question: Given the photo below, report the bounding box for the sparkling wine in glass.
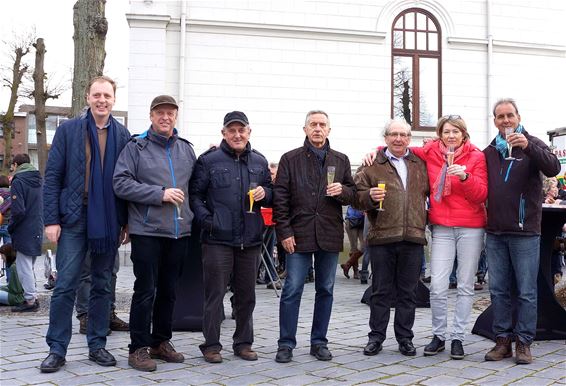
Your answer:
[248,182,258,213]
[377,181,386,211]
[326,166,336,196]
[447,145,455,166]
[504,127,516,160]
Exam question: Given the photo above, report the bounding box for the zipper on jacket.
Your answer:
[236,156,244,247]
[166,142,179,239]
[519,193,525,230]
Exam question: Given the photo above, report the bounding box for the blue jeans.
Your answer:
[0,224,11,244]
[278,250,338,349]
[45,209,116,356]
[486,233,540,345]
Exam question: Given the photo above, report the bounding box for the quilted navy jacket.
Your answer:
[43,110,131,228]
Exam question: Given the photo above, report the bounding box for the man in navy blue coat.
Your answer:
[8,153,43,312]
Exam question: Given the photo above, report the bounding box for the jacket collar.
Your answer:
[376,147,419,164]
[220,139,251,159]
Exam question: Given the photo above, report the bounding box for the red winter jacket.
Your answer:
[412,140,487,228]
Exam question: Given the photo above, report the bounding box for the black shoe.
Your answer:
[360,278,368,285]
[89,348,117,366]
[310,344,332,361]
[422,276,431,283]
[363,341,382,356]
[449,282,457,289]
[424,335,445,356]
[40,353,66,373]
[398,340,416,356]
[275,347,293,363]
[12,299,39,312]
[450,340,465,360]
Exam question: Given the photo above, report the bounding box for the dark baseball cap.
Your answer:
[223,111,249,127]
[150,95,178,111]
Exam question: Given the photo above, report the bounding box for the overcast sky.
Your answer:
[0,0,129,112]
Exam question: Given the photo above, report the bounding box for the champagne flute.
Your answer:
[326,166,336,196]
[174,201,183,220]
[248,182,258,213]
[377,180,386,211]
[447,145,455,166]
[504,127,516,160]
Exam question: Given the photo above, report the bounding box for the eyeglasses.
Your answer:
[386,132,411,138]
[442,114,462,120]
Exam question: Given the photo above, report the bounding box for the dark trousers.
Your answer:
[368,242,422,344]
[128,234,188,353]
[200,243,260,354]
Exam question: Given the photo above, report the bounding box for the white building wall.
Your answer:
[127,0,566,165]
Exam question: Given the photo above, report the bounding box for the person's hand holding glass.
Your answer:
[163,187,185,220]
[370,180,386,211]
[326,165,343,196]
[247,182,266,213]
[504,127,516,160]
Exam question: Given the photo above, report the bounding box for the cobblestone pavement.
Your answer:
[1,256,564,386]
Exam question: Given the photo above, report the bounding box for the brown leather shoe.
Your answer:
[203,350,222,363]
[484,336,513,361]
[235,347,258,361]
[149,340,184,363]
[129,347,157,372]
[109,311,129,331]
[340,262,352,279]
[515,338,532,364]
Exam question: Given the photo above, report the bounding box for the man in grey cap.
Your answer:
[190,111,272,363]
[113,94,197,372]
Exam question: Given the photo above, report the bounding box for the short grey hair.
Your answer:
[382,119,411,137]
[304,110,330,127]
[493,98,519,117]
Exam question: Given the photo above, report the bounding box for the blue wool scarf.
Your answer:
[495,124,524,158]
[86,111,119,255]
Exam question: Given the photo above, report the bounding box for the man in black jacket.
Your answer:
[9,154,43,313]
[483,98,560,365]
[273,110,356,363]
[190,111,272,363]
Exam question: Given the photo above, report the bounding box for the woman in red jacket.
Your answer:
[413,115,487,360]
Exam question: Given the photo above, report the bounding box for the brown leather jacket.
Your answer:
[273,138,356,253]
[355,149,429,245]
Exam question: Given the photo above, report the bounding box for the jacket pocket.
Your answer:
[210,168,231,189]
[248,167,265,184]
[211,205,232,241]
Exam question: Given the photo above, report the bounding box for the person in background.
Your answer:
[114,95,196,372]
[41,75,131,373]
[273,110,355,363]
[483,98,560,365]
[0,244,24,306]
[9,154,43,313]
[0,175,12,245]
[341,205,365,279]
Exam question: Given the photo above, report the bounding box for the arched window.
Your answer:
[391,8,441,131]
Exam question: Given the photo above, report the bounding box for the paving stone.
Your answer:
[419,374,469,385]
[507,376,555,385]
[378,373,427,385]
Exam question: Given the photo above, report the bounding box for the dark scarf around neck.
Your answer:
[87,111,119,255]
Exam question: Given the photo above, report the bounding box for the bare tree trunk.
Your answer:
[33,38,48,175]
[70,0,107,118]
[1,46,30,173]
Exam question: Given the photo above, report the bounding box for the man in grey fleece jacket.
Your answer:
[113,95,196,372]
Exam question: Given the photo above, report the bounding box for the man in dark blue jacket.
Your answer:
[190,111,272,363]
[40,76,131,373]
[9,154,43,313]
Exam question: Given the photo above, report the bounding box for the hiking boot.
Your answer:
[78,314,111,336]
[109,311,129,331]
[203,350,222,363]
[484,336,513,361]
[150,340,184,363]
[515,338,533,364]
[423,335,445,356]
[450,340,465,360]
[129,347,157,372]
[275,347,293,363]
[78,314,87,334]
